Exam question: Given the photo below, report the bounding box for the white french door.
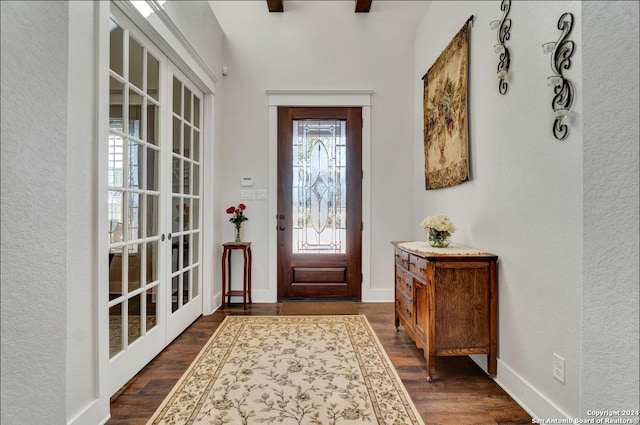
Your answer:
[106,8,202,396]
[166,65,203,341]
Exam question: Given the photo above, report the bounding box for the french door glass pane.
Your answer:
[108,136,124,187]
[193,131,200,162]
[129,36,144,90]
[109,305,123,357]
[146,195,158,237]
[192,199,200,228]
[146,241,158,284]
[109,20,123,77]
[183,198,191,231]
[172,157,181,193]
[109,247,123,299]
[172,77,181,115]
[108,191,124,241]
[171,276,178,313]
[128,90,143,139]
[146,147,158,191]
[292,120,347,254]
[109,78,124,131]
[146,101,158,145]
[146,286,158,331]
[147,53,159,101]
[182,271,190,305]
[184,87,192,123]
[184,123,191,159]
[172,196,181,233]
[127,193,140,241]
[172,117,181,155]
[128,246,142,292]
[128,294,142,344]
[184,161,191,195]
[193,165,200,196]
[128,141,142,189]
[193,97,200,128]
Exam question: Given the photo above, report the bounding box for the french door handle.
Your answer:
[161,234,165,241]
[168,233,172,240]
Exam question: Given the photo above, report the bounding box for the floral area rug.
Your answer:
[147,315,424,425]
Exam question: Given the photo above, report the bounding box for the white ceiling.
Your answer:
[208,0,431,36]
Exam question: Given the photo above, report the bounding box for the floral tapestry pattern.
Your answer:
[147,315,424,425]
[423,21,471,190]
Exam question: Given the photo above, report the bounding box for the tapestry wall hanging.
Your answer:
[423,17,473,190]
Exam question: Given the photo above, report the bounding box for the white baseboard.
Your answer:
[67,398,109,425]
[362,287,393,302]
[493,358,572,421]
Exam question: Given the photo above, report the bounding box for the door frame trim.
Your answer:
[267,90,373,302]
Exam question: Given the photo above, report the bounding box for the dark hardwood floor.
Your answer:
[107,303,532,425]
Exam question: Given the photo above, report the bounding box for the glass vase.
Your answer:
[428,228,450,248]
[234,226,242,243]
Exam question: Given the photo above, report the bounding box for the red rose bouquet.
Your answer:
[226,203,248,242]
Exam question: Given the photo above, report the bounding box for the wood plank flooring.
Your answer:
[107,303,532,425]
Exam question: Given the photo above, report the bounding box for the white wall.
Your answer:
[581,0,639,416]
[66,2,105,424]
[209,0,428,301]
[1,1,69,423]
[162,1,224,79]
[414,0,638,420]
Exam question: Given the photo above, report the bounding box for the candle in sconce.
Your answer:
[554,108,569,119]
[547,76,562,87]
[542,42,556,54]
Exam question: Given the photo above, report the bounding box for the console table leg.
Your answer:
[247,247,252,304]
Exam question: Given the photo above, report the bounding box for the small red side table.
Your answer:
[221,242,252,310]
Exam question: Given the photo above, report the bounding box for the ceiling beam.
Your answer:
[267,0,283,13]
[355,0,372,13]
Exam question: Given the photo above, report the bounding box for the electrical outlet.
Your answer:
[553,353,565,384]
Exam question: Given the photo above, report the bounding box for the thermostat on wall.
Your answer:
[241,176,254,187]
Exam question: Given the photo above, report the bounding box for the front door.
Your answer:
[277,107,362,299]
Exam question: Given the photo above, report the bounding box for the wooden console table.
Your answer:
[221,242,252,310]
[392,241,498,381]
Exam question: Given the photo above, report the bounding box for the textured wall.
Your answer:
[0,1,69,423]
[414,0,584,418]
[581,0,640,415]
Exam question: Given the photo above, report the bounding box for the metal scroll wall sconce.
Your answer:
[542,12,575,141]
[490,0,511,95]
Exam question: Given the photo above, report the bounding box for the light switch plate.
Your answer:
[240,189,255,200]
[256,189,267,200]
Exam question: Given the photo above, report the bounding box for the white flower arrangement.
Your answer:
[420,214,456,247]
[420,214,456,234]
